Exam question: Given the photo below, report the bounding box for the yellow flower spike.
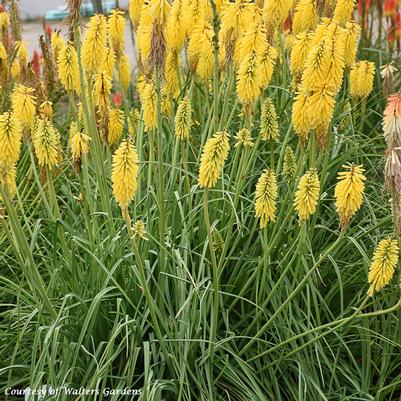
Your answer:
[129,0,144,26]
[11,59,20,79]
[108,108,125,146]
[219,0,254,64]
[260,98,279,142]
[263,0,292,30]
[334,164,366,228]
[0,165,17,199]
[333,0,356,25]
[307,85,336,138]
[142,80,157,131]
[183,0,210,37]
[368,238,399,297]
[108,9,126,57]
[283,146,296,180]
[50,31,65,60]
[92,71,112,111]
[0,112,22,168]
[0,11,10,28]
[133,220,148,240]
[0,42,7,84]
[137,4,153,65]
[81,14,107,74]
[259,44,277,90]
[102,47,116,79]
[343,22,361,69]
[236,20,266,104]
[15,40,29,65]
[290,32,313,78]
[164,50,182,100]
[255,169,278,229]
[149,0,171,26]
[70,123,91,162]
[292,0,318,34]
[11,84,37,130]
[350,61,376,99]
[174,96,192,140]
[234,128,254,148]
[198,131,230,188]
[58,42,80,94]
[119,53,131,91]
[111,139,139,209]
[166,0,186,51]
[294,169,320,221]
[301,22,345,94]
[188,19,214,81]
[32,117,61,169]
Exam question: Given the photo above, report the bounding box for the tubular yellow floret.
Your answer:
[112,139,139,209]
[198,131,230,188]
[255,168,278,229]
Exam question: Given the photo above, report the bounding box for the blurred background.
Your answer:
[20,0,129,20]
[18,0,134,61]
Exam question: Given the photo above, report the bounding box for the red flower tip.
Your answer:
[113,92,123,107]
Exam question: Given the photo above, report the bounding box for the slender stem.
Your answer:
[204,189,219,353]
[156,78,166,299]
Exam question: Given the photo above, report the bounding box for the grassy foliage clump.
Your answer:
[1,1,401,400]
